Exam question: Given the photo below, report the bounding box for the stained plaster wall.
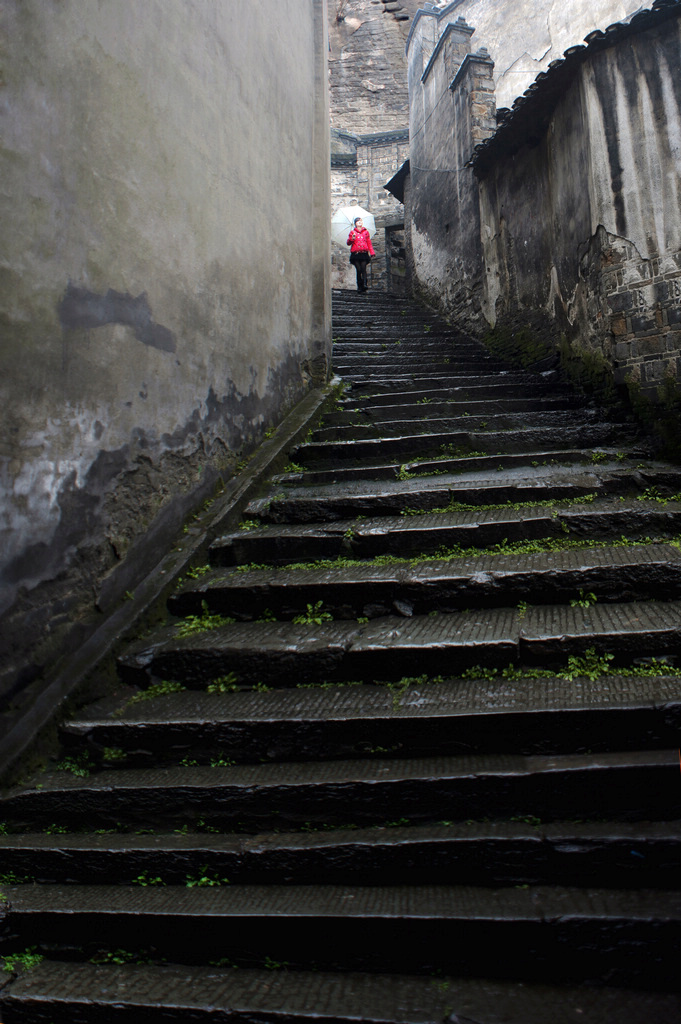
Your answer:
[405,2,681,399]
[478,13,681,392]
[408,0,643,114]
[407,14,494,323]
[0,1,330,700]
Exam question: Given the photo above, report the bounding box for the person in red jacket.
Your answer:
[347,217,375,293]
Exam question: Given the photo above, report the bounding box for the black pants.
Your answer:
[352,255,370,291]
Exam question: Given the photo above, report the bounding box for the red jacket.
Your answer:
[347,227,375,256]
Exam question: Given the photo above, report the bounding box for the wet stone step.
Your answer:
[310,410,599,442]
[344,371,564,394]
[4,963,679,1024]
[332,357,501,372]
[169,544,681,620]
[333,366,508,383]
[3,749,679,828]
[115,601,681,688]
[332,342,484,357]
[2,820,680,888]
[341,380,574,405]
[210,500,681,566]
[246,465,636,523]
[293,424,640,466]
[3,883,680,982]
[278,448,645,487]
[338,372,530,389]
[60,675,681,763]
[0,963,456,1024]
[321,398,580,427]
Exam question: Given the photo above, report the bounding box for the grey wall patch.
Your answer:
[59,284,176,353]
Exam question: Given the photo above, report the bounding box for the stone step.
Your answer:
[210,500,681,566]
[339,371,535,389]
[60,674,681,764]
[277,447,642,486]
[3,883,680,983]
[332,361,506,379]
[115,601,681,688]
[345,370,565,394]
[4,962,678,1024]
[332,352,500,367]
[341,380,577,405]
[246,463,671,523]
[4,748,679,828]
[322,397,580,426]
[310,410,599,442]
[332,339,481,354]
[168,544,681,620]
[293,424,638,466]
[331,316,446,329]
[2,820,680,888]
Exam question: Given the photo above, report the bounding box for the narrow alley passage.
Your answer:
[1,290,680,1022]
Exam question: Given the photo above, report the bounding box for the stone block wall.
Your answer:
[328,0,421,134]
[583,234,681,392]
[331,134,409,291]
[0,1,330,703]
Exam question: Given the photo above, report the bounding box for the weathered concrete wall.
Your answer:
[0,2,330,698]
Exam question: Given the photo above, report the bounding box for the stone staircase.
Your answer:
[1,289,681,1022]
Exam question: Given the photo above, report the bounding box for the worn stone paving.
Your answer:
[1,288,680,1022]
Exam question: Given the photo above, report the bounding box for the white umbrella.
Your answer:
[331,205,376,247]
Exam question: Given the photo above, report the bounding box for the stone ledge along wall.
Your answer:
[0,1,330,703]
[402,0,681,411]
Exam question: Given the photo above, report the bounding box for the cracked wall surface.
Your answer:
[0,1,330,703]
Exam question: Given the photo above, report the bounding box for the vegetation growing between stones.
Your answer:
[175,603,236,636]
[117,680,186,713]
[1,948,43,973]
[399,493,599,517]
[232,531,677,575]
